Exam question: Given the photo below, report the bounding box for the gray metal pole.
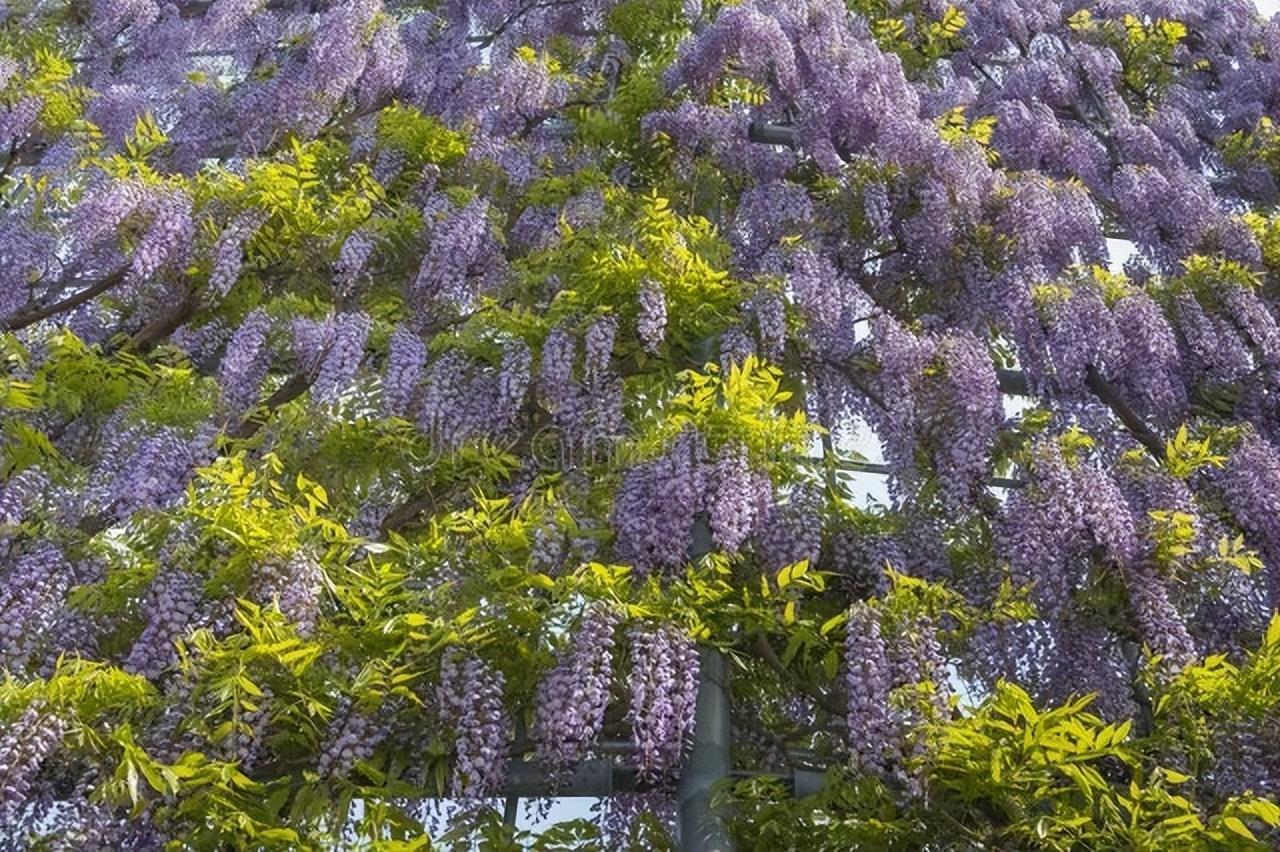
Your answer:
[502,795,518,826]
[677,648,734,852]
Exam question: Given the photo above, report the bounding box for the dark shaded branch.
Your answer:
[126,290,198,353]
[470,0,581,49]
[747,120,798,148]
[999,364,1164,459]
[833,458,1024,490]
[1084,365,1165,459]
[228,369,318,440]
[3,269,126,331]
[379,489,440,535]
[820,357,887,411]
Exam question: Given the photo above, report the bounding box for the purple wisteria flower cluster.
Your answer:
[532,605,620,770]
[438,650,509,797]
[627,624,700,780]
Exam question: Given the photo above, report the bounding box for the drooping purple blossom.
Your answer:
[311,311,371,403]
[666,5,798,100]
[706,443,770,554]
[72,179,151,254]
[1173,292,1254,384]
[217,309,273,415]
[611,429,708,575]
[89,0,161,45]
[584,315,617,380]
[208,210,266,300]
[1124,562,1196,669]
[438,650,509,797]
[844,602,895,774]
[627,625,700,780]
[418,350,479,446]
[934,333,1003,507]
[317,699,385,780]
[532,606,619,770]
[753,482,823,572]
[998,440,1084,614]
[257,551,324,637]
[0,702,65,822]
[383,325,428,417]
[497,339,533,418]
[411,198,499,309]
[538,325,589,440]
[1110,291,1187,425]
[1075,464,1140,568]
[0,468,49,532]
[335,230,376,296]
[124,568,202,680]
[355,15,409,112]
[291,316,333,376]
[0,546,71,672]
[1218,434,1280,604]
[0,95,42,147]
[636,279,667,354]
[107,427,205,518]
[125,188,194,287]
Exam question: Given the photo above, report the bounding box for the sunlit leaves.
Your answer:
[376,103,467,167]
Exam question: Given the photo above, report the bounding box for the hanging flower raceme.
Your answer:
[1109,290,1187,426]
[234,0,381,148]
[0,546,71,673]
[532,606,620,770]
[410,197,502,310]
[753,483,824,573]
[207,209,266,302]
[627,624,700,780]
[438,650,510,797]
[334,230,377,297]
[316,699,385,780]
[311,310,371,404]
[217,309,273,416]
[0,701,65,823]
[256,551,324,637]
[636,279,667,354]
[665,5,799,100]
[124,568,202,680]
[610,429,709,575]
[1075,464,1141,568]
[706,443,772,554]
[1217,434,1280,606]
[124,188,194,288]
[106,427,208,519]
[844,602,896,774]
[538,324,588,441]
[382,325,428,417]
[0,468,49,547]
[1124,562,1196,669]
[497,339,533,421]
[932,332,1005,507]
[998,440,1087,614]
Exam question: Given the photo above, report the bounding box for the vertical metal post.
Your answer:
[677,647,733,852]
[502,795,518,827]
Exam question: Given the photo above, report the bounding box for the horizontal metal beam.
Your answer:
[747,120,798,148]
[834,459,1025,490]
[503,757,647,797]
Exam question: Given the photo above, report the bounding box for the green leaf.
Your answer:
[820,612,847,636]
[1223,816,1256,841]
